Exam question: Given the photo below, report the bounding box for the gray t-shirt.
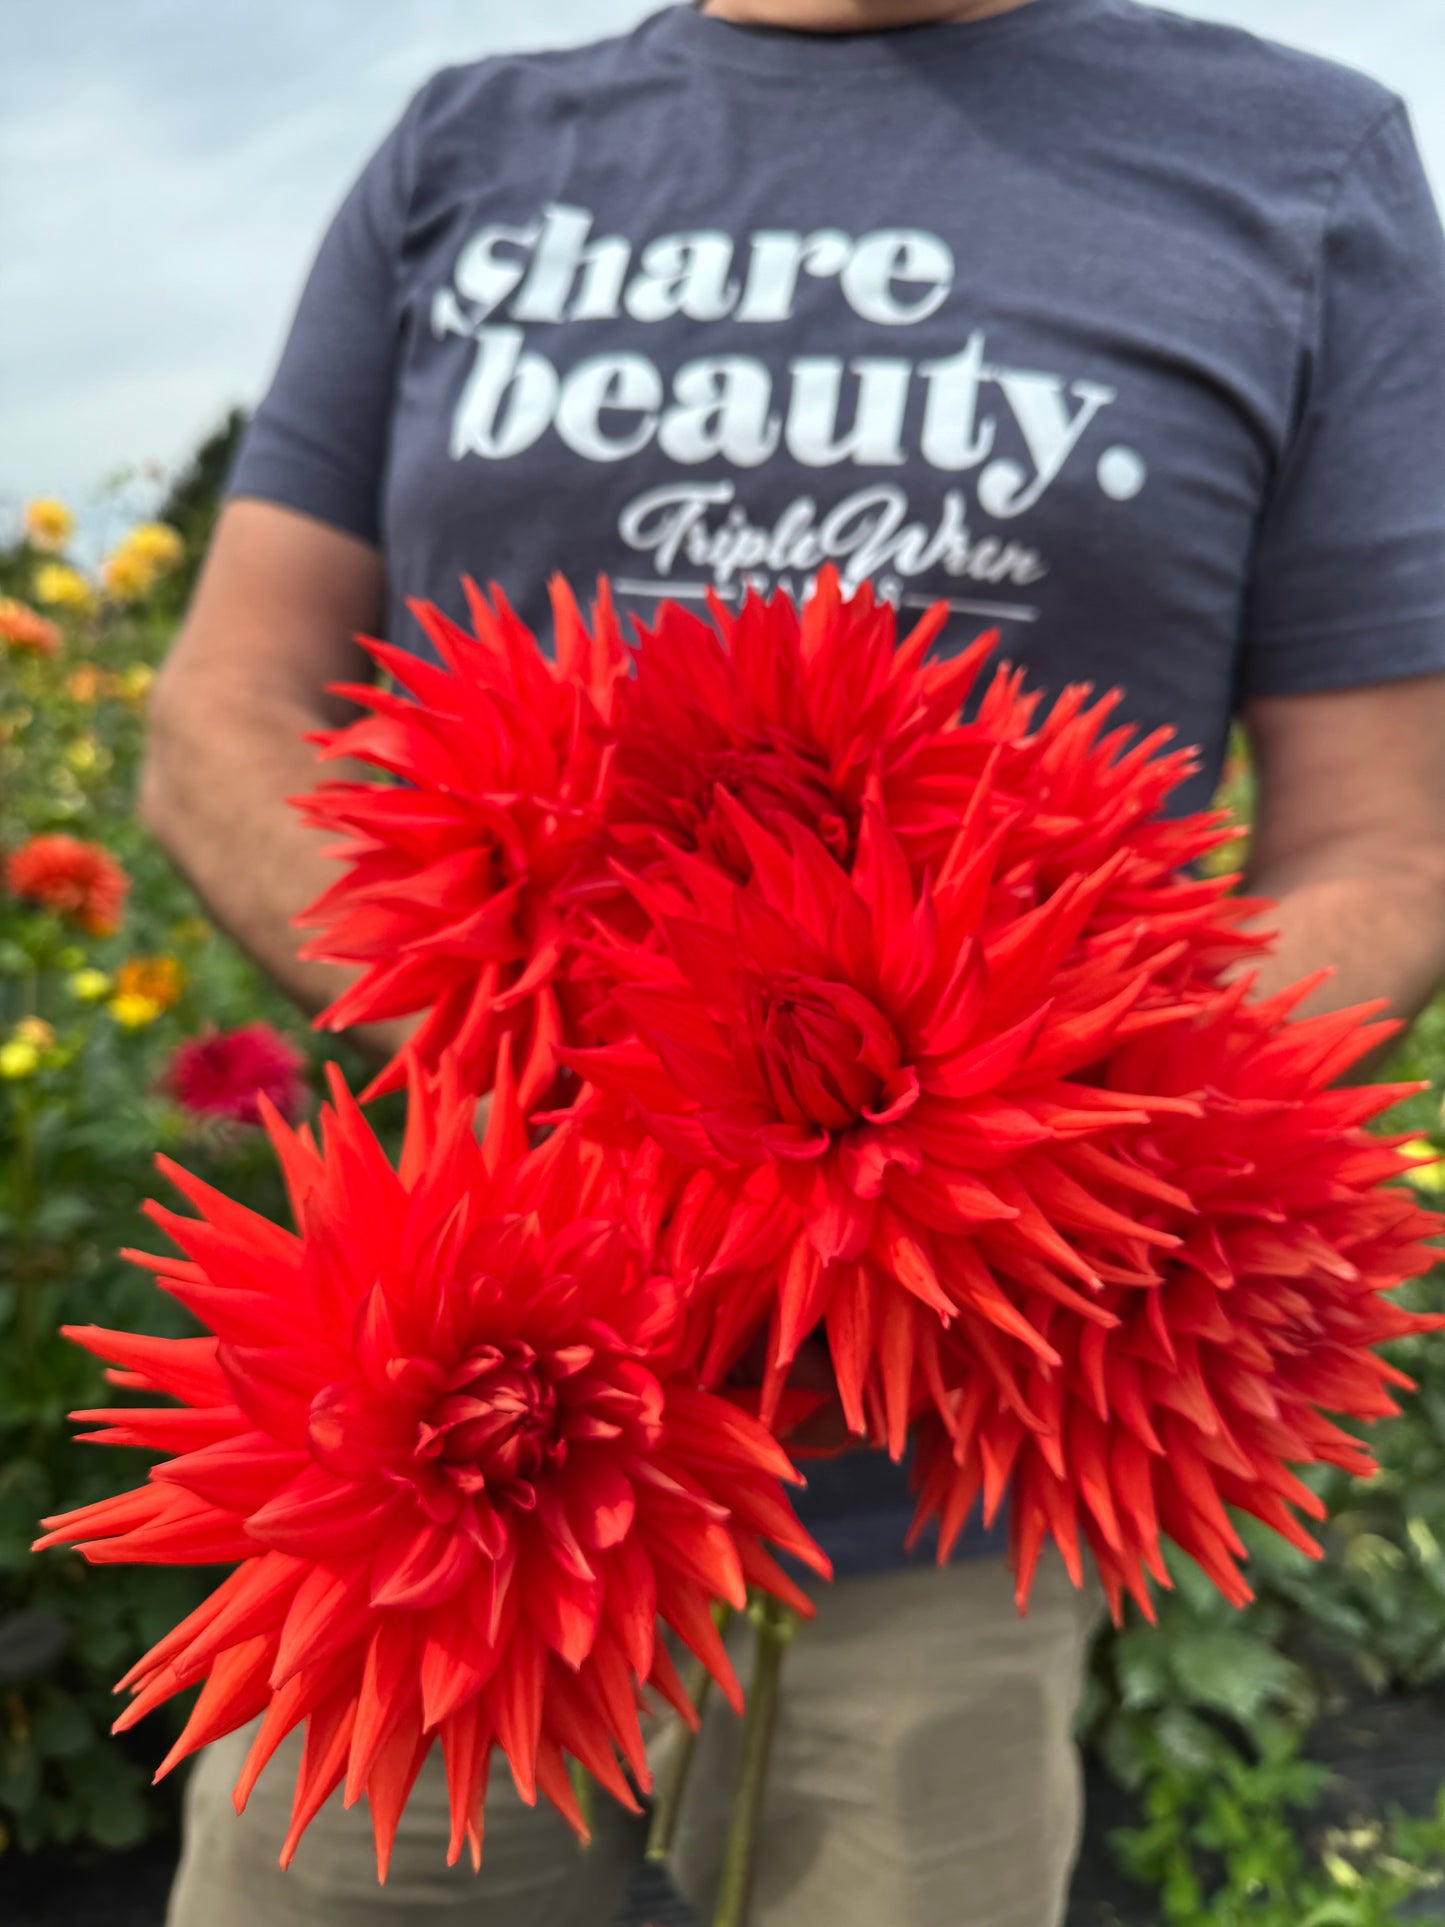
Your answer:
[230,0,1445,1572]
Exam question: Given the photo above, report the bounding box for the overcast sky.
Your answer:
[3,0,1443,533]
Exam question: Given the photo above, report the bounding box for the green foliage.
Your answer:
[1083,1311,1445,1792]
[1084,1541,1312,1795]
[0,508,369,1853]
[1080,733,1445,1913]
[1112,1726,1445,1925]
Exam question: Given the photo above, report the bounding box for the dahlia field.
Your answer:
[8,455,1445,1922]
[0,457,372,1857]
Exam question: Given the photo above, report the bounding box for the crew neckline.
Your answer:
[653,0,1109,77]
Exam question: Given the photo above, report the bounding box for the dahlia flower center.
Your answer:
[698,739,850,863]
[749,970,916,1133]
[473,828,513,891]
[415,1340,563,1499]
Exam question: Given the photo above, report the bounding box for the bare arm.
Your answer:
[1240,674,1445,1065]
[140,498,407,1055]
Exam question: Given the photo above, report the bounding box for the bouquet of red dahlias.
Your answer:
[298,565,1442,1608]
[39,569,1441,1922]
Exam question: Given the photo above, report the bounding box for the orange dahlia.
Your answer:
[0,596,61,657]
[297,579,627,1110]
[114,954,186,1012]
[908,978,1445,1618]
[5,833,128,935]
[36,1058,826,1876]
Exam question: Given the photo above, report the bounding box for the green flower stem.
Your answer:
[9,1080,37,1365]
[646,1602,734,1864]
[20,956,38,1028]
[568,1757,595,1841]
[711,1597,798,1927]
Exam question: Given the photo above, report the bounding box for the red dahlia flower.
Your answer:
[568,799,1199,1457]
[294,568,1263,1119]
[163,1023,308,1126]
[612,574,1263,1000]
[5,832,128,935]
[908,978,1445,1619]
[609,568,992,875]
[297,578,627,1109]
[932,669,1267,998]
[35,1058,825,1877]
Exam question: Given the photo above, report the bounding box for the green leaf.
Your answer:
[0,1737,41,1816]
[1096,1710,1152,1792]
[48,1798,81,1845]
[1276,1580,1369,1646]
[30,1190,95,1242]
[1235,1513,1316,1581]
[1166,1630,1297,1725]
[1154,1705,1229,1775]
[1300,1901,1372,1927]
[0,1469,51,1572]
[71,1617,132,1674]
[1114,1629,1173,1711]
[83,1767,148,1849]
[1161,1858,1204,1922]
[32,1695,93,1760]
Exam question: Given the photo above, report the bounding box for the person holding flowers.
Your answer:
[136,0,1445,1922]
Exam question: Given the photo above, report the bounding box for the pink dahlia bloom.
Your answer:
[164,1023,308,1126]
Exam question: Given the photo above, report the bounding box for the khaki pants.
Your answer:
[168,1554,1098,1927]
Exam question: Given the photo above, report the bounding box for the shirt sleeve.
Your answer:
[225,86,429,548]
[1240,102,1445,698]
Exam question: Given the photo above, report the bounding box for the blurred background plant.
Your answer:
[0,427,385,1857]
[1072,739,1445,1922]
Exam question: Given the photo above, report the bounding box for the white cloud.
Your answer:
[0,0,650,523]
[3,0,1442,528]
